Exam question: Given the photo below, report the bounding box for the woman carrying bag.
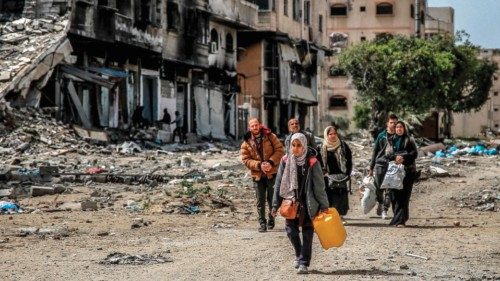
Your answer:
[271,133,329,274]
[320,125,353,219]
[387,121,418,227]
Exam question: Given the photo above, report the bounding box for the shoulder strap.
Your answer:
[308,157,317,167]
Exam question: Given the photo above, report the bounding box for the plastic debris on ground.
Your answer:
[0,201,22,214]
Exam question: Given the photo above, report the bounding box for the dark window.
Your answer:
[293,0,301,21]
[319,15,323,32]
[376,3,393,15]
[304,1,310,25]
[98,0,108,6]
[329,95,348,109]
[226,33,234,53]
[0,0,25,16]
[210,29,219,52]
[495,124,499,128]
[331,4,347,16]
[493,91,498,96]
[167,2,180,31]
[117,0,132,16]
[420,10,425,24]
[360,36,366,41]
[254,0,269,10]
[494,75,498,81]
[360,6,366,12]
[284,0,288,16]
[410,4,415,18]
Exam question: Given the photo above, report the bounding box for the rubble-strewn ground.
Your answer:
[1,107,499,280]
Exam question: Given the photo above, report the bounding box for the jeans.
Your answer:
[285,216,314,266]
[254,176,275,225]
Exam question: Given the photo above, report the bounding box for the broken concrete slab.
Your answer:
[81,200,98,211]
[30,186,55,197]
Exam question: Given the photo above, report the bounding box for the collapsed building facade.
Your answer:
[1,0,259,140]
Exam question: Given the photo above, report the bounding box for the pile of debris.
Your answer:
[0,105,89,157]
[452,180,499,212]
[0,14,70,96]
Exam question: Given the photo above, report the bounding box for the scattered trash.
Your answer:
[0,201,22,214]
[405,253,429,260]
[99,252,172,265]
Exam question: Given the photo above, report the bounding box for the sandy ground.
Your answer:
[0,149,499,281]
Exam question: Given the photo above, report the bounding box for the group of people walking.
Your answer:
[240,114,417,274]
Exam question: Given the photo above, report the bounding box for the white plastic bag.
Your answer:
[360,176,377,214]
[380,161,405,190]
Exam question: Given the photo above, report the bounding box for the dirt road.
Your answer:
[1,149,499,281]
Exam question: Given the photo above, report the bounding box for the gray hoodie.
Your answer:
[272,148,329,219]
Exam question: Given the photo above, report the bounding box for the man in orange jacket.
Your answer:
[240,118,284,232]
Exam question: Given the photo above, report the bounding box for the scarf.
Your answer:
[321,126,347,174]
[279,133,307,199]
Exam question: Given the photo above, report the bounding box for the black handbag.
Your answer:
[326,174,350,189]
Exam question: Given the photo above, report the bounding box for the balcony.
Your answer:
[208,0,258,29]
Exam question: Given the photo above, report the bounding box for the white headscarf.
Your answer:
[280,133,308,199]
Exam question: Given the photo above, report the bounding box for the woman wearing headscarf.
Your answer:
[271,133,329,274]
[387,121,418,227]
[320,125,353,218]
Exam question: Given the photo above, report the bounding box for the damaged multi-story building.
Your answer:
[1,0,259,140]
[162,0,258,139]
[237,0,330,136]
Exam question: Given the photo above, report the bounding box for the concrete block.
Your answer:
[81,201,98,211]
[30,186,55,197]
[39,166,59,176]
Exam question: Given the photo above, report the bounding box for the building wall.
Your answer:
[237,41,263,118]
[452,50,500,137]
[426,7,454,38]
[208,21,237,70]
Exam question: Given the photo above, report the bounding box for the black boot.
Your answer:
[258,223,267,232]
[267,218,275,230]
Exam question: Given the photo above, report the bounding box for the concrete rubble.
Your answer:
[0,14,72,101]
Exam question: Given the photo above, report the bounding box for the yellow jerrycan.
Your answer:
[312,207,347,250]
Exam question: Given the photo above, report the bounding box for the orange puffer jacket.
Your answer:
[240,128,285,181]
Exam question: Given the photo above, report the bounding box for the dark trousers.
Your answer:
[374,165,391,212]
[389,172,415,226]
[326,188,349,216]
[254,176,275,225]
[285,216,314,266]
[172,127,185,143]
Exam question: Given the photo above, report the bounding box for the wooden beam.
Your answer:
[67,80,92,128]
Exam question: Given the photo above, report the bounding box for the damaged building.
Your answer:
[1,0,259,141]
[162,0,258,140]
[237,0,330,136]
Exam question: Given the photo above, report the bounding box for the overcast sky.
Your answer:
[427,0,500,49]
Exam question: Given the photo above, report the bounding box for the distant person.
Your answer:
[284,118,315,153]
[131,105,148,129]
[160,108,171,131]
[369,114,398,219]
[271,133,329,274]
[171,111,185,144]
[240,118,284,232]
[320,125,352,221]
[387,121,418,227]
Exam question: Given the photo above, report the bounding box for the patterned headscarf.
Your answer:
[279,133,307,199]
[321,126,346,174]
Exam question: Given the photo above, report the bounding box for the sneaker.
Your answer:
[258,224,267,233]
[376,203,383,216]
[381,210,388,220]
[293,259,299,269]
[297,265,308,274]
[267,219,275,230]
